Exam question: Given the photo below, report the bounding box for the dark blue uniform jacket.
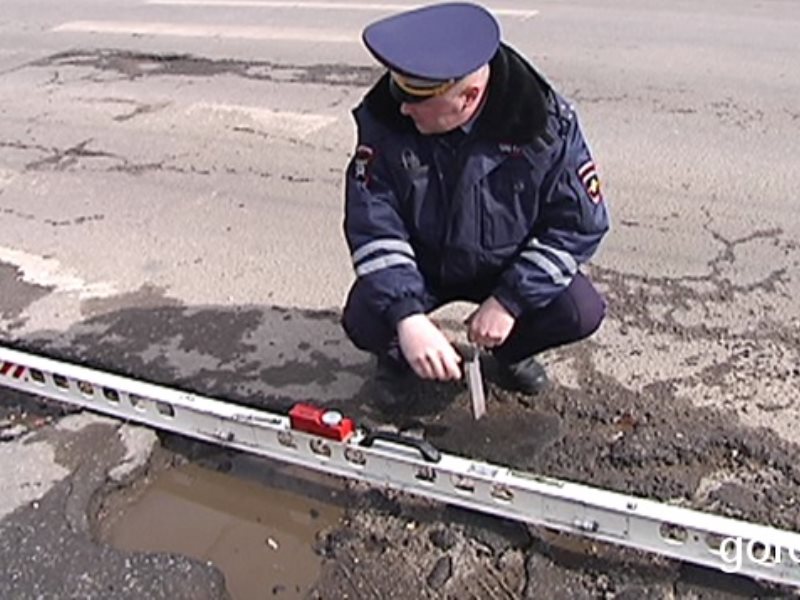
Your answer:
[344,45,610,328]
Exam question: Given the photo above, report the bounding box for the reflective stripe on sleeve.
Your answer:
[352,238,415,263]
[355,254,417,277]
[528,238,578,275]
[519,250,573,287]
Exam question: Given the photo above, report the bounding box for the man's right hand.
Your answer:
[397,314,462,381]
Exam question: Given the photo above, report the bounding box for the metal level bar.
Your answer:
[1,345,799,586]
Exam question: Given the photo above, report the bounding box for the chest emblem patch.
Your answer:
[354,144,374,183]
[401,148,421,171]
[498,143,523,156]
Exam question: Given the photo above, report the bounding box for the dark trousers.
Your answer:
[342,271,606,366]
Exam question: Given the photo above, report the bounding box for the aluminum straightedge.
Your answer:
[1,345,799,586]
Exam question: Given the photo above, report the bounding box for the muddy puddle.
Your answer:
[98,457,345,599]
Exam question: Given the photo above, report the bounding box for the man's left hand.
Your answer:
[466,296,515,348]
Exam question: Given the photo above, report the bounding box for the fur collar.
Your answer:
[361,44,551,144]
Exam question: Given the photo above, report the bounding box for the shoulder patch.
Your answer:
[577,160,603,204]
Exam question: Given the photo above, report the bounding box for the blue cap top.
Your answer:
[363,3,500,90]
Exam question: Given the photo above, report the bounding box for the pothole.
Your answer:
[97,458,345,599]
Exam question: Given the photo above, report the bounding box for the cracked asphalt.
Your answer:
[1,0,799,598]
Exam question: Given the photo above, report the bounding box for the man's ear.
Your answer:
[464,85,480,104]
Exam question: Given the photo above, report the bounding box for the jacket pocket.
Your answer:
[479,171,537,250]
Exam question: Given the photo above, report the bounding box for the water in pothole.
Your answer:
[99,455,345,599]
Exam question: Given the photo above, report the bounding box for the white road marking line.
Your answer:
[187,103,337,138]
[52,21,357,42]
[0,246,117,299]
[144,0,540,19]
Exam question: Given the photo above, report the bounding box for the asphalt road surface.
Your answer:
[1,1,799,598]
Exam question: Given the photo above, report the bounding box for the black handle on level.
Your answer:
[361,430,441,463]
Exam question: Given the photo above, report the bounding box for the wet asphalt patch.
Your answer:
[31,49,382,87]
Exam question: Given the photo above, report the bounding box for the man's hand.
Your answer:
[467,296,516,348]
[397,314,462,380]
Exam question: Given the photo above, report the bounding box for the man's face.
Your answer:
[399,88,467,134]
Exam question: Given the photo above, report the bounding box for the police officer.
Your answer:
[342,2,609,396]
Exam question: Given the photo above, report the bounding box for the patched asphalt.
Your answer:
[0,405,230,600]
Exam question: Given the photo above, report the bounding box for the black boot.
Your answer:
[496,355,549,395]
